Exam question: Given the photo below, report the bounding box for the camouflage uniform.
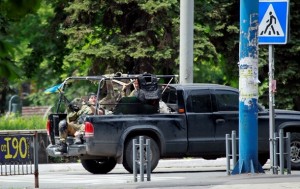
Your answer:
[59,104,94,143]
[99,93,117,111]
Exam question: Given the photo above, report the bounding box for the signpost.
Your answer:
[258,0,289,174]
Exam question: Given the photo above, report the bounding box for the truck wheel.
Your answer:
[290,133,300,170]
[123,136,160,173]
[81,158,116,174]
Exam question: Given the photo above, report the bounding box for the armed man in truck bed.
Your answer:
[56,93,103,153]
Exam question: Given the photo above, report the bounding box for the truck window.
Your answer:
[214,90,239,111]
[186,90,212,113]
[161,87,177,112]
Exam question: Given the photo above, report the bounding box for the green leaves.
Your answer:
[0,0,41,20]
[57,0,181,75]
[139,0,177,14]
[2,0,300,111]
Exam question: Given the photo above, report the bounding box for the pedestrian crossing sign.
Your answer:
[258,0,289,45]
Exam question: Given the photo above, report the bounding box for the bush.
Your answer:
[0,115,47,130]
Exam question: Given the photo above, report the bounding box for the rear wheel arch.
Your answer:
[281,125,300,134]
[124,130,162,151]
[116,127,165,163]
[278,122,300,133]
[122,134,161,173]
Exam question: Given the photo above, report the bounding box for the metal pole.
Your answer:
[274,132,278,174]
[269,45,276,174]
[286,132,291,174]
[146,139,151,181]
[33,131,39,188]
[279,129,284,174]
[5,163,7,176]
[232,131,237,167]
[179,0,194,84]
[232,0,264,174]
[133,139,137,182]
[225,134,231,175]
[139,136,144,182]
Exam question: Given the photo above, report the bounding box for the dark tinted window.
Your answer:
[161,87,178,112]
[186,90,211,113]
[214,90,238,111]
[161,87,177,104]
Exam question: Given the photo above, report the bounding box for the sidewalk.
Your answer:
[38,158,300,189]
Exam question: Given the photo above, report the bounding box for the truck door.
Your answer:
[186,89,216,155]
[211,89,239,155]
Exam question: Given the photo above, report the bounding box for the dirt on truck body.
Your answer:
[46,73,300,174]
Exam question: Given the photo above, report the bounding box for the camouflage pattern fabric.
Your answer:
[100,95,117,111]
[60,104,94,142]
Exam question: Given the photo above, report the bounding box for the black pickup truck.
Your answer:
[46,74,300,174]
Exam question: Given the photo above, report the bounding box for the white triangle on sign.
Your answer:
[259,4,284,37]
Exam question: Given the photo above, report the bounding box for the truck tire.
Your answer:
[290,133,300,170]
[81,158,116,174]
[123,136,160,173]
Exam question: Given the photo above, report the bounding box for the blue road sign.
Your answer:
[258,0,289,45]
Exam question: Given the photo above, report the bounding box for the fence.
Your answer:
[0,131,39,188]
[225,130,238,175]
[225,129,291,175]
[273,130,291,174]
[133,136,151,182]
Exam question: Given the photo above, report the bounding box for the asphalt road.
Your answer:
[0,158,299,189]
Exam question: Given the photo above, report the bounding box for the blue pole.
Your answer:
[231,0,264,174]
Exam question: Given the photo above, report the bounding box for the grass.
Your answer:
[0,115,47,130]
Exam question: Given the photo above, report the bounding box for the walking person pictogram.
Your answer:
[258,1,288,44]
[261,11,279,35]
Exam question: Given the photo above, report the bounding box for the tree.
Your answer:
[257,1,300,109]
[52,0,234,78]
[0,0,41,114]
[193,0,239,85]
[55,0,181,76]
[3,0,300,111]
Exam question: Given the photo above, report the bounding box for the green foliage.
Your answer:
[257,1,300,110]
[56,0,181,75]
[0,0,42,114]
[1,0,300,112]
[0,115,46,130]
[0,0,41,20]
[0,0,42,81]
[191,0,240,86]
[24,91,58,106]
